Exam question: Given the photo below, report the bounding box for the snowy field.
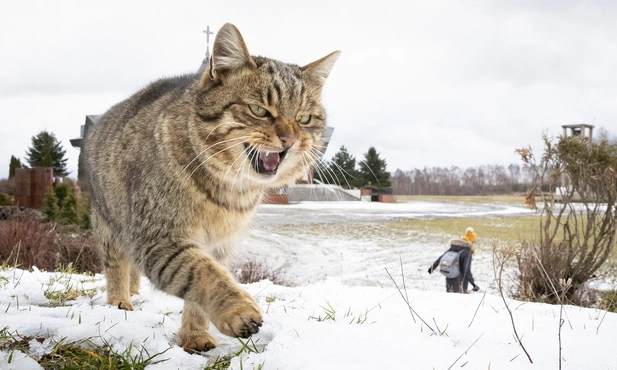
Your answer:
[244,201,535,292]
[1,201,616,369]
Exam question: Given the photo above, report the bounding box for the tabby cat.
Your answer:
[84,23,339,352]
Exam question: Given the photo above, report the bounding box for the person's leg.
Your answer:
[447,278,460,293]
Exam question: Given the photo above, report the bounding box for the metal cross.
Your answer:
[202,26,213,47]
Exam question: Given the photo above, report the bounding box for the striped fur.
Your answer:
[84,23,339,353]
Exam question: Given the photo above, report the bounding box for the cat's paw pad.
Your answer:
[109,298,134,311]
[178,332,218,353]
[214,297,262,338]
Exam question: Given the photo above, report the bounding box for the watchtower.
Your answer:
[562,123,594,141]
[560,123,595,194]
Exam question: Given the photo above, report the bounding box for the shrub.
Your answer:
[59,190,79,225]
[0,213,100,273]
[599,290,617,313]
[232,259,289,286]
[0,213,57,269]
[54,182,71,208]
[516,135,617,303]
[79,192,92,230]
[43,187,60,221]
[0,193,11,206]
[54,228,100,273]
[43,181,89,228]
[0,178,15,196]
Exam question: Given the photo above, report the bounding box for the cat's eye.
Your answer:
[297,114,311,125]
[248,104,268,118]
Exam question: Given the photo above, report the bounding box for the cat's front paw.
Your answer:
[212,294,262,338]
[178,331,218,353]
[109,298,134,311]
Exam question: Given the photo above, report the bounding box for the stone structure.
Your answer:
[70,115,101,185]
[562,123,594,141]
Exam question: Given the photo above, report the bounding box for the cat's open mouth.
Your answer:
[244,144,288,176]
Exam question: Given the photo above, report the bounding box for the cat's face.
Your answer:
[192,24,339,189]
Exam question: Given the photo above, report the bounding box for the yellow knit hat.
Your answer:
[462,227,478,244]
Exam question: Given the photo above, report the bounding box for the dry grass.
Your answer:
[387,216,542,245]
[395,194,528,205]
[271,214,543,248]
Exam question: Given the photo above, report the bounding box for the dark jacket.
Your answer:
[429,238,476,293]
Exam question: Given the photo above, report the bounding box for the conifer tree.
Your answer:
[358,146,391,189]
[43,187,60,221]
[59,190,79,225]
[25,131,69,176]
[9,155,23,178]
[43,182,82,225]
[316,146,362,188]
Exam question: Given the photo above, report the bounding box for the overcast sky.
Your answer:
[1,0,617,178]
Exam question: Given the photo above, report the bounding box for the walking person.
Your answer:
[428,227,480,293]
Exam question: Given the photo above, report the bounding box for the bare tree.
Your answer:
[516,134,617,303]
[391,164,533,196]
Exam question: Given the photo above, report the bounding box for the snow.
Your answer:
[1,201,615,369]
[257,200,534,223]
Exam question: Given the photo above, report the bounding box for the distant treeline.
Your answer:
[391,164,534,196]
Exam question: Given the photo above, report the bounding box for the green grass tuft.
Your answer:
[39,338,170,369]
[1,327,170,369]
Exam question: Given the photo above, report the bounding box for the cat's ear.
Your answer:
[300,51,341,87]
[201,23,257,87]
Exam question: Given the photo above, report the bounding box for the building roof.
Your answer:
[320,126,334,154]
[562,123,595,129]
[70,115,101,149]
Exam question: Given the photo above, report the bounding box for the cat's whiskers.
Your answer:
[304,149,344,194]
[358,158,383,189]
[188,137,251,180]
[304,151,346,201]
[298,153,320,201]
[185,138,248,184]
[309,147,357,188]
[311,142,328,149]
[225,138,259,194]
[180,122,237,177]
[245,143,261,187]
[235,148,249,194]
[305,148,332,178]
[306,148,353,191]
[180,135,249,180]
[311,143,330,152]
[322,162,344,188]
[237,144,253,193]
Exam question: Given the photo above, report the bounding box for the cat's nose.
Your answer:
[280,136,296,149]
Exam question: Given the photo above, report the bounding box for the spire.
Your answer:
[197,25,214,74]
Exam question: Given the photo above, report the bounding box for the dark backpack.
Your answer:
[439,250,461,279]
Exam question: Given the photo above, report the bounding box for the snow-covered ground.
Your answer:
[244,201,534,291]
[1,201,616,369]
